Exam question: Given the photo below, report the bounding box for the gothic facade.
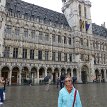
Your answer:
[0,0,107,85]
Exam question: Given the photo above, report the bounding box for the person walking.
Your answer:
[56,77,60,88]
[0,77,5,105]
[44,73,51,91]
[58,75,82,107]
[60,73,65,89]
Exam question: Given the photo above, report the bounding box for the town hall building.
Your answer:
[0,0,107,85]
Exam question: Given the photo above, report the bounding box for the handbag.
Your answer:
[72,89,77,107]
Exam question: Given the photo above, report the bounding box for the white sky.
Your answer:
[23,0,107,27]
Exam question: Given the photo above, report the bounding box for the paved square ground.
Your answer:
[1,84,107,107]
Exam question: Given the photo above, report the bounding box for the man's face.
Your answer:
[65,77,72,86]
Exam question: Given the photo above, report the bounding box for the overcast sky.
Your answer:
[23,0,107,27]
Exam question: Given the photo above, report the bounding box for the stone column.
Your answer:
[19,69,22,85]
[77,68,82,83]
[45,68,47,77]
[35,49,38,60]
[71,69,73,77]
[10,47,13,58]
[105,70,107,82]
[37,69,39,84]
[9,69,12,85]
[104,69,107,82]
[27,48,30,59]
[18,47,22,58]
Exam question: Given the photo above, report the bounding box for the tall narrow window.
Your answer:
[69,54,72,62]
[45,33,49,41]
[52,52,56,61]
[84,7,87,18]
[6,25,12,34]
[58,35,61,43]
[39,31,43,40]
[30,49,34,60]
[79,4,81,17]
[15,27,20,36]
[80,38,83,45]
[38,50,42,60]
[58,52,61,61]
[64,36,67,44]
[13,48,18,58]
[4,47,10,58]
[104,54,106,64]
[31,30,35,38]
[24,28,28,37]
[45,51,49,61]
[52,34,55,42]
[64,53,67,62]
[68,37,71,45]
[22,48,27,59]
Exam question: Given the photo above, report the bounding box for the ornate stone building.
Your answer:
[0,0,107,85]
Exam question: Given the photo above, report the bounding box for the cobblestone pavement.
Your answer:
[1,83,107,107]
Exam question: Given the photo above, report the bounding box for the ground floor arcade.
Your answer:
[1,64,107,85]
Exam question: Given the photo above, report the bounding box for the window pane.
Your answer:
[38,50,42,60]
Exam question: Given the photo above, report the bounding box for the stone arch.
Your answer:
[24,23,29,29]
[21,66,29,84]
[54,68,59,76]
[67,68,71,77]
[31,24,36,30]
[95,69,100,82]
[61,67,66,75]
[31,67,37,84]
[45,28,49,33]
[39,67,45,78]
[11,66,20,85]
[81,65,89,83]
[73,68,77,77]
[52,30,56,34]
[47,67,52,74]
[1,66,10,80]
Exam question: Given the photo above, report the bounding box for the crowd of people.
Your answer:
[56,73,77,89]
[0,73,80,106]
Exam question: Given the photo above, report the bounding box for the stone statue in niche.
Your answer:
[84,54,89,61]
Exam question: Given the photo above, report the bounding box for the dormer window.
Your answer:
[62,0,66,2]
[24,13,29,20]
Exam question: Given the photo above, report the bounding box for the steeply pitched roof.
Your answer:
[6,0,107,37]
[92,23,107,37]
[6,0,69,27]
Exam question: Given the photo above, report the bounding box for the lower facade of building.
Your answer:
[1,57,107,85]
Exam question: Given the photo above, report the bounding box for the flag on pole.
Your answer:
[85,21,90,31]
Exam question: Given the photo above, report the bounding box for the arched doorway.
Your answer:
[67,68,71,77]
[101,69,105,82]
[95,69,100,82]
[31,67,37,85]
[12,67,19,85]
[81,65,88,83]
[73,68,77,77]
[21,67,29,85]
[39,67,45,84]
[61,68,66,75]
[53,68,59,84]
[1,66,9,80]
[39,67,45,78]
